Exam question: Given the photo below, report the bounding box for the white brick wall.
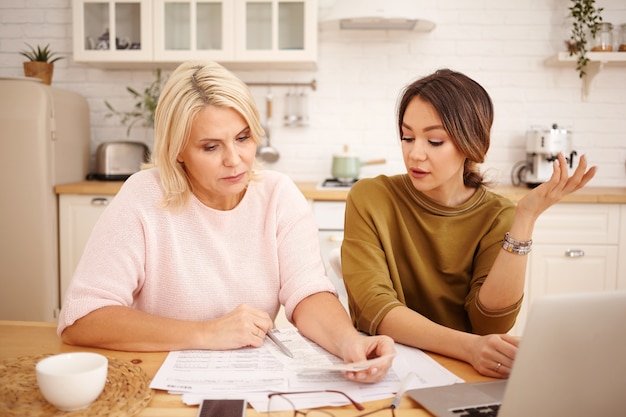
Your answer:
[1,0,625,186]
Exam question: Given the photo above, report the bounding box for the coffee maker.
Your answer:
[522,124,577,188]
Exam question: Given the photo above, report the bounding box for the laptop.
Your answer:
[406,290,626,417]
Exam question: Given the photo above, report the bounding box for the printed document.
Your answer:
[149,327,462,411]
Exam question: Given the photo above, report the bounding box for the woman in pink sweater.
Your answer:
[58,60,394,383]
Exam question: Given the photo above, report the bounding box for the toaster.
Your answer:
[89,141,150,181]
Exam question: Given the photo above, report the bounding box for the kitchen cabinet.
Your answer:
[153,0,234,62]
[72,0,317,69]
[234,0,317,65]
[72,0,153,62]
[509,203,621,336]
[312,201,348,310]
[619,205,626,289]
[58,194,111,304]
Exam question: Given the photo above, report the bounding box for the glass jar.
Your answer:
[591,22,613,52]
[619,24,626,52]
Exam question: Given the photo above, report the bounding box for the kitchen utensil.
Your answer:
[258,93,280,163]
[296,90,309,126]
[36,352,108,411]
[284,89,298,126]
[331,145,386,181]
[89,141,150,181]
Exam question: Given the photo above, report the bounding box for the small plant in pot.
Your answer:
[566,0,604,78]
[19,43,64,85]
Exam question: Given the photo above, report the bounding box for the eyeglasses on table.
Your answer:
[267,390,397,417]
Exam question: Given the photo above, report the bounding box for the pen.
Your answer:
[266,329,294,358]
[391,372,415,409]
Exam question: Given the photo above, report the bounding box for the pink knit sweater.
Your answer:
[57,169,335,335]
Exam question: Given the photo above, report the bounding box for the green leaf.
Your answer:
[103,69,165,137]
[19,43,64,63]
[568,0,603,79]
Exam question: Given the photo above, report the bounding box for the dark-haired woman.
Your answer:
[341,69,596,378]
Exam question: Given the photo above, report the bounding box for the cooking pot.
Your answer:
[331,146,386,181]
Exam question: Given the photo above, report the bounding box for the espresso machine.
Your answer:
[522,124,577,188]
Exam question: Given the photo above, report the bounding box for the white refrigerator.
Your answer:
[0,78,90,322]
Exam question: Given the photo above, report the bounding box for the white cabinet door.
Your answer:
[528,244,618,298]
[72,0,153,62]
[312,201,347,310]
[153,0,235,62]
[58,194,111,304]
[511,203,621,335]
[531,203,620,245]
[235,0,317,64]
[318,230,346,307]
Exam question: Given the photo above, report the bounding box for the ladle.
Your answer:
[258,93,280,163]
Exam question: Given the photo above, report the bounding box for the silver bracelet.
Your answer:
[502,232,532,255]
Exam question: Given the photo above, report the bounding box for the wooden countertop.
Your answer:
[55,180,626,204]
[55,180,125,196]
[0,321,491,416]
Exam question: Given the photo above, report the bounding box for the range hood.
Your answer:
[319,0,435,32]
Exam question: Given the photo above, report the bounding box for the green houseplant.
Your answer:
[105,69,164,137]
[567,0,604,78]
[19,43,65,85]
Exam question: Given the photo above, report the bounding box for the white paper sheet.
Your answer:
[149,328,463,411]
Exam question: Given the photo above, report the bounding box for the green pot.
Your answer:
[331,147,385,181]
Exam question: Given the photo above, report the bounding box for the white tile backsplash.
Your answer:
[1,0,625,186]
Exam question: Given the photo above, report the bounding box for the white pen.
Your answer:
[391,372,415,409]
[266,329,294,358]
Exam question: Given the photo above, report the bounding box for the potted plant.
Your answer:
[566,0,604,78]
[19,43,64,85]
[105,69,164,137]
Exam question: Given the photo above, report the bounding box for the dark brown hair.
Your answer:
[397,69,493,188]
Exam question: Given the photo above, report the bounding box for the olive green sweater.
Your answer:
[342,174,521,336]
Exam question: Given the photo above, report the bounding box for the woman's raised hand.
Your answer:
[517,153,597,219]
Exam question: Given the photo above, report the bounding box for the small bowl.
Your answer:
[36,352,108,411]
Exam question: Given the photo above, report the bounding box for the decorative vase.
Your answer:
[23,62,54,85]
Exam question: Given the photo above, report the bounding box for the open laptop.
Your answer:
[406,290,626,417]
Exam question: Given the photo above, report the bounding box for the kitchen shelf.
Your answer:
[554,51,626,100]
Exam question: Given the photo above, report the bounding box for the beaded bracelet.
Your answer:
[502,232,533,255]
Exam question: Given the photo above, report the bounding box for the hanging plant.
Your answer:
[105,69,164,136]
[567,0,603,78]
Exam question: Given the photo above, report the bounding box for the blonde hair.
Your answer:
[151,61,264,210]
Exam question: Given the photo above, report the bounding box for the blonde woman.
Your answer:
[59,61,394,383]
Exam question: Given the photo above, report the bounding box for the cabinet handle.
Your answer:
[565,249,585,258]
[90,197,109,206]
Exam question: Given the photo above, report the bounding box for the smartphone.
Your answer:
[196,399,247,417]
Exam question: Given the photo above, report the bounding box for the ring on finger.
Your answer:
[495,362,502,372]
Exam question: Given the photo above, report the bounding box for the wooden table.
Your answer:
[0,321,493,416]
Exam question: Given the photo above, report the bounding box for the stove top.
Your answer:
[317,178,358,189]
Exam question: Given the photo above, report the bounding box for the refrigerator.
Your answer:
[0,78,90,322]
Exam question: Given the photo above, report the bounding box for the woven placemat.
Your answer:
[0,354,153,417]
